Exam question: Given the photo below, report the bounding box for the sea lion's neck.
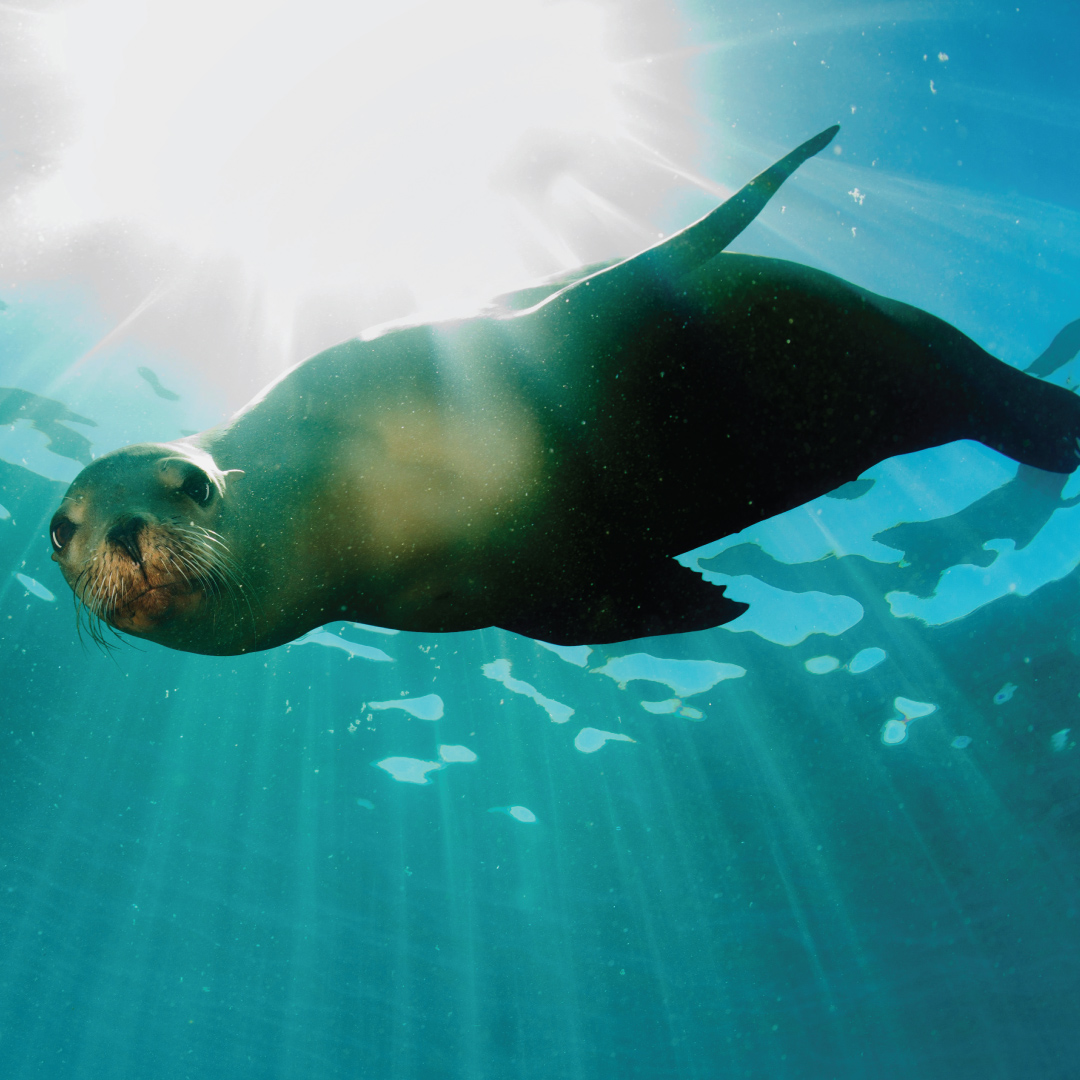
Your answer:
[195,338,553,643]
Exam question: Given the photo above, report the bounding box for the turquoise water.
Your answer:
[3,3,1080,1077]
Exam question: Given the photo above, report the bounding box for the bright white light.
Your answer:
[31,0,632,307]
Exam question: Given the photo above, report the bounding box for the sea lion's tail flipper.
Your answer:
[631,124,839,282]
[1024,317,1080,377]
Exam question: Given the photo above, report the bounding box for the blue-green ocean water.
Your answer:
[3,3,1080,1078]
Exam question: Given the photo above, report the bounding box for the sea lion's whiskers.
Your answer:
[177,549,223,606]
[170,530,221,587]
[191,525,248,584]
[177,522,254,608]
[70,566,95,647]
[204,555,257,648]
[195,527,230,551]
[70,563,121,653]
[165,526,251,641]
[163,547,198,590]
[181,528,258,646]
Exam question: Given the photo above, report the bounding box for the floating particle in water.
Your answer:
[951,736,973,749]
[482,659,573,723]
[356,798,375,809]
[14,573,55,602]
[296,629,393,662]
[439,744,477,763]
[573,728,636,754]
[1051,729,1071,753]
[639,698,704,720]
[848,647,886,674]
[536,640,592,667]
[489,805,537,823]
[994,683,1018,705]
[374,757,443,784]
[881,719,909,745]
[593,653,744,696]
[367,694,444,720]
[894,697,937,721]
[805,655,840,674]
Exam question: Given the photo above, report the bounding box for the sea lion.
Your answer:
[49,125,1080,654]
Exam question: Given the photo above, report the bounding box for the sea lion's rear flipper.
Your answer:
[1025,317,1080,377]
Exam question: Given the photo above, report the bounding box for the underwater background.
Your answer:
[2,1,1079,1077]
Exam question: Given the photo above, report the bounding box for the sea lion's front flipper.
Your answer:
[633,123,840,281]
[580,560,749,644]
[612,558,749,641]
[530,125,838,316]
[498,559,747,646]
[487,259,621,313]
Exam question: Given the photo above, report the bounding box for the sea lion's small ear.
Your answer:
[218,468,245,495]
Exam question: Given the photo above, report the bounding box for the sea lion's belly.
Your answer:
[289,394,562,635]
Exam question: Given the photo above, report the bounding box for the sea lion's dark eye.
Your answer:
[50,517,76,552]
[181,471,214,507]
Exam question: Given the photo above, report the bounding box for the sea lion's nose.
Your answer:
[108,516,146,565]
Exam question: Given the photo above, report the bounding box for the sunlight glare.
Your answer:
[31,0,630,306]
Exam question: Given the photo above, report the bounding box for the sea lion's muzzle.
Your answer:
[53,497,217,634]
[73,512,205,631]
[107,515,148,567]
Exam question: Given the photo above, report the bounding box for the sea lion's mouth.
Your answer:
[108,578,205,633]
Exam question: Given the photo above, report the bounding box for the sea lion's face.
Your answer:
[50,442,244,650]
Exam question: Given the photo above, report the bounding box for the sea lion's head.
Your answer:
[50,441,247,651]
